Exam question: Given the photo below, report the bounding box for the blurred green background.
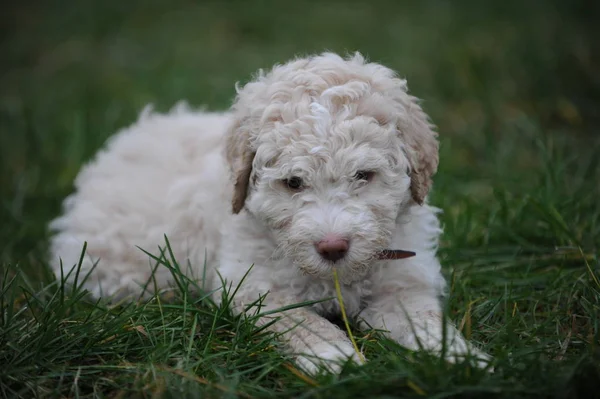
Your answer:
[1,0,599,269]
[1,1,600,396]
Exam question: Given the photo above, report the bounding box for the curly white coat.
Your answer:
[49,52,488,373]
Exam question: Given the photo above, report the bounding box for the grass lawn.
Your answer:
[1,0,599,397]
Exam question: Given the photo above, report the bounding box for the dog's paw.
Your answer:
[296,340,365,374]
[408,328,493,371]
[443,339,494,371]
[457,349,494,371]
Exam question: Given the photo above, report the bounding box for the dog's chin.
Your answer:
[295,255,373,284]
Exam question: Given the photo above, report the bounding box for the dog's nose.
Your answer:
[316,235,349,262]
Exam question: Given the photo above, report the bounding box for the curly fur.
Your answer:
[49,52,489,373]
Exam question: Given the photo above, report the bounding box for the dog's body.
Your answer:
[50,53,488,372]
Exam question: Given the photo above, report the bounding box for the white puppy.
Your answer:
[49,52,488,373]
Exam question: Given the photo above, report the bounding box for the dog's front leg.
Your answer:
[360,286,490,367]
[236,291,363,374]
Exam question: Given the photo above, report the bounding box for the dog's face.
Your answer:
[226,53,439,283]
[246,114,412,282]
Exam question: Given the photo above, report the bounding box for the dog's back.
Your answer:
[49,104,232,298]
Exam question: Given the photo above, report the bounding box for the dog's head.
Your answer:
[225,53,438,282]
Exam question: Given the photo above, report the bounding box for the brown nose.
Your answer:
[316,235,349,262]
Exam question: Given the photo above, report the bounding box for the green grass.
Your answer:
[1,0,600,397]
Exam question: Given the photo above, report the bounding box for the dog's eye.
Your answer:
[354,170,374,182]
[284,176,304,191]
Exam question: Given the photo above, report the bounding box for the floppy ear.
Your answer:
[225,118,256,214]
[397,95,439,205]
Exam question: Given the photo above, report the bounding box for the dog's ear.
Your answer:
[397,95,439,205]
[225,117,256,214]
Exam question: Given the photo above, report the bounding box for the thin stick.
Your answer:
[332,268,365,363]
